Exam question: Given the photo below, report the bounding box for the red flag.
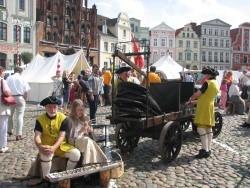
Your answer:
[132,36,144,69]
[56,58,61,74]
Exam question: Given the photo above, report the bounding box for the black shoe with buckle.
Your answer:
[241,122,250,127]
[195,149,210,159]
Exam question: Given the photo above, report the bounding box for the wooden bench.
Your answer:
[226,101,237,114]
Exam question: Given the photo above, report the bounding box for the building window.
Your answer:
[182,33,185,37]
[215,29,218,36]
[123,30,126,37]
[153,39,157,46]
[53,32,57,41]
[135,26,138,32]
[209,38,212,46]
[214,52,218,62]
[221,30,224,36]
[244,47,248,51]
[161,39,165,46]
[104,42,108,52]
[226,53,229,62]
[194,41,198,48]
[244,56,248,64]
[194,53,197,61]
[53,17,58,27]
[226,30,228,36]
[47,0,51,10]
[19,0,25,10]
[220,39,224,47]
[0,0,5,6]
[186,52,191,60]
[24,27,30,43]
[178,52,182,60]
[66,6,70,15]
[0,22,7,40]
[220,52,224,62]
[208,51,212,62]
[203,28,206,35]
[209,29,212,35]
[13,25,21,42]
[47,16,51,26]
[191,33,194,38]
[178,40,183,47]
[122,44,126,53]
[244,40,249,45]
[111,43,115,52]
[226,40,230,48]
[186,41,190,48]
[169,39,173,47]
[202,38,206,46]
[131,23,134,32]
[214,39,218,47]
[161,51,165,57]
[234,55,239,63]
[202,51,206,61]
[71,8,76,17]
[187,33,189,38]
[244,30,249,37]
[237,46,241,51]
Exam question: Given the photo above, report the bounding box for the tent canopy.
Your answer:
[22,50,90,102]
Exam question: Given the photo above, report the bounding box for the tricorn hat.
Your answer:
[40,96,61,106]
[201,68,219,76]
[115,66,132,74]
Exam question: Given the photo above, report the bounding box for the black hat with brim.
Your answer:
[115,67,132,74]
[40,96,61,106]
[201,68,219,76]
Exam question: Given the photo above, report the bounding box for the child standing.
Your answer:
[219,79,228,110]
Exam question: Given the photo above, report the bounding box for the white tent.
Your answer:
[152,55,185,80]
[22,50,90,102]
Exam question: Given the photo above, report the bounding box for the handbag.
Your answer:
[1,79,17,105]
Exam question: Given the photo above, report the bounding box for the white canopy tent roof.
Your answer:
[22,50,90,102]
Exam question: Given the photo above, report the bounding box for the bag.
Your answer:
[79,80,89,93]
[1,79,17,105]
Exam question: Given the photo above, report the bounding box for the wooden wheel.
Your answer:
[212,111,223,138]
[180,121,190,131]
[115,122,140,153]
[159,121,182,162]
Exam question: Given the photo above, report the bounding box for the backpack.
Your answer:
[79,80,89,93]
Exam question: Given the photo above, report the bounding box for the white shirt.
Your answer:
[7,73,30,95]
[228,84,240,97]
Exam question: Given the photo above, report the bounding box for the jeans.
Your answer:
[87,94,99,120]
[8,96,26,136]
[103,85,111,105]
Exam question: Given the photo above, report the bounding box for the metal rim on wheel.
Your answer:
[159,121,183,162]
[212,111,223,138]
[115,122,140,153]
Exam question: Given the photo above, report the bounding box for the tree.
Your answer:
[21,52,33,66]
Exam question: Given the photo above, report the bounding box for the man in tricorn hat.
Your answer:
[34,96,80,180]
[187,68,219,159]
[114,66,132,96]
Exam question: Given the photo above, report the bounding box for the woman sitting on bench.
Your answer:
[66,99,108,165]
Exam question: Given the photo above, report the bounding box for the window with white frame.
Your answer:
[234,55,239,63]
[169,39,173,47]
[208,51,212,61]
[194,41,198,48]
[221,30,224,36]
[186,41,190,48]
[19,0,25,10]
[226,40,230,48]
[244,56,248,64]
[202,51,206,61]
[0,22,7,40]
[123,44,126,53]
[123,30,126,37]
[209,29,212,35]
[0,0,5,6]
[214,66,218,70]
[24,27,30,43]
[215,29,218,36]
[244,30,249,37]
[111,43,115,52]
[226,53,229,62]
[214,39,218,47]
[161,39,165,46]
[203,28,206,34]
[226,30,228,36]
[178,52,183,60]
[220,52,224,62]
[186,52,191,60]
[153,39,157,46]
[194,53,197,61]
[214,52,218,62]
[219,66,223,70]
[104,42,108,52]
[202,38,206,46]
[104,62,108,69]
[209,38,212,46]
[220,39,224,47]
[244,40,249,45]
[161,51,165,57]
[179,40,183,47]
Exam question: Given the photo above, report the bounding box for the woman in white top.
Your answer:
[66,99,107,165]
[0,66,12,153]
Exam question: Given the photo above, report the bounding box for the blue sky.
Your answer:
[89,0,250,29]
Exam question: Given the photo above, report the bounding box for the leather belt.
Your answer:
[13,94,23,96]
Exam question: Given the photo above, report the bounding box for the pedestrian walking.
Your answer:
[219,79,228,110]
[102,68,112,106]
[51,71,63,109]
[62,70,72,114]
[0,66,12,153]
[187,68,219,158]
[7,66,30,141]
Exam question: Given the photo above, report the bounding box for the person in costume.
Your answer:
[34,96,81,179]
[66,99,108,165]
[187,68,219,159]
[113,66,132,96]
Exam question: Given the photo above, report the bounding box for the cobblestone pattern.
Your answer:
[0,104,249,188]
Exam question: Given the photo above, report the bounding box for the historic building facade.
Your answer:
[200,19,231,70]
[0,0,36,69]
[175,22,201,69]
[149,22,176,65]
[36,0,98,66]
[231,22,250,70]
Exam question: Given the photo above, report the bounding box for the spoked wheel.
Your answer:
[212,111,223,138]
[115,122,140,153]
[159,121,183,162]
[180,121,190,131]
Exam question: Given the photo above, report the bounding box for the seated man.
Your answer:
[34,96,81,180]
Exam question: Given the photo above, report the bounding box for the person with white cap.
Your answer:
[186,68,219,159]
[34,96,80,182]
[228,79,245,115]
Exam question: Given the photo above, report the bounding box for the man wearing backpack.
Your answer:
[78,74,89,106]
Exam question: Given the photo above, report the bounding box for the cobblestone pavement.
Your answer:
[0,103,249,188]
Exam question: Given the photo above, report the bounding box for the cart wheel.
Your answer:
[212,111,223,138]
[159,121,182,162]
[180,121,190,131]
[115,122,140,153]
